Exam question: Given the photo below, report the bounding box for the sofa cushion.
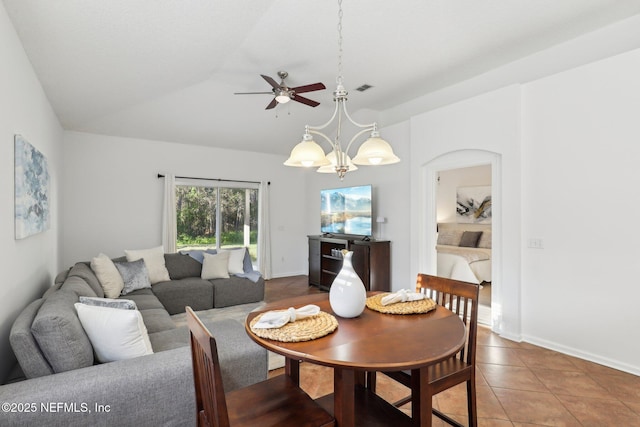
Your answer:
[148,327,189,352]
[30,290,94,373]
[138,308,177,334]
[164,253,202,279]
[152,278,214,315]
[90,253,125,298]
[204,318,267,391]
[75,303,154,363]
[9,298,54,379]
[60,275,99,297]
[211,276,265,308]
[115,259,152,295]
[122,288,166,310]
[42,282,63,299]
[54,268,70,286]
[125,246,171,284]
[149,319,267,392]
[67,262,104,298]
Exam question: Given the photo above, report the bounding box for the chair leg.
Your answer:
[467,378,478,427]
[366,371,377,392]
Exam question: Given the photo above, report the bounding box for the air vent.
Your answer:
[355,84,373,92]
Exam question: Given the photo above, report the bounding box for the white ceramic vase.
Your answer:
[329,251,366,318]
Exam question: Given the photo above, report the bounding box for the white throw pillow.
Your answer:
[220,248,247,275]
[201,251,230,280]
[90,253,125,298]
[75,303,153,363]
[124,246,171,284]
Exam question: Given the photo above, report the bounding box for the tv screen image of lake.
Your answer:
[321,186,372,236]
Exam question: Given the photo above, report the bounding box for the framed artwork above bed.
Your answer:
[456,185,491,224]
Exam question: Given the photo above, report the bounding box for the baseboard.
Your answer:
[521,333,640,376]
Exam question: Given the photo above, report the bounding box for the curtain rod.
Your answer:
[157,174,268,185]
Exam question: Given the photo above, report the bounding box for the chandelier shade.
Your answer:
[317,149,358,173]
[283,134,330,168]
[351,134,401,166]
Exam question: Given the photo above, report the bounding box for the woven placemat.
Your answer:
[366,293,437,314]
[249,311,338,342]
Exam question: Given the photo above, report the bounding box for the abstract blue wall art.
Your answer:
[15,135,50,239]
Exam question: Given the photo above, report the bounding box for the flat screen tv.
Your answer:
[321,185,372,236]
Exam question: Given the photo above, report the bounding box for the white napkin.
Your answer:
[380,289,425,306]
[252,304,320,329]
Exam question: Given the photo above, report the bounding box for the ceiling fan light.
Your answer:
[275,89,290,103]
[351,134,400,166]
[317,150,358,173]
[284,135,330,167]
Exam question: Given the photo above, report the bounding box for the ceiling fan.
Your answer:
[234,71,326,110]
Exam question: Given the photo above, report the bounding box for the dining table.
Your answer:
[245,292,467,427]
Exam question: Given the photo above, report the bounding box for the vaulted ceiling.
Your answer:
[5,0,640,155]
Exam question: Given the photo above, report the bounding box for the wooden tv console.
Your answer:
[307,235,390,292]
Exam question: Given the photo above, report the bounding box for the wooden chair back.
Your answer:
[416,273,479,367]
[187,306,230,427]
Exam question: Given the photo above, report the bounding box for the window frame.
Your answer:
[175,178,260,265]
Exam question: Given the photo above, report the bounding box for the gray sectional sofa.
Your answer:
[0,252,267,427]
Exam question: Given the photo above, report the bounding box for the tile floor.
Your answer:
[266,276,640,426]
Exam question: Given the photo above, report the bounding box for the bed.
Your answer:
[436,223,491,285]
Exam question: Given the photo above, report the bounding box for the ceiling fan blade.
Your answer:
[293,95,320,108]
[261,74,280,89]
[234,91,273,95]
[291,82,326,94]
[265,98,278,110]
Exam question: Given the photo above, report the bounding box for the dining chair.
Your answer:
[368,274,480,427]
[186,306,335,427]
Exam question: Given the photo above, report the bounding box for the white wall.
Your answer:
[62,132,308,278]
[520,48,640,374]
[304,121,412,291]
[403,45,640,375]
[0,3,63,382]
[437,165,491,223]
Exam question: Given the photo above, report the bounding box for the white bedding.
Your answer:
[436,245,491,284]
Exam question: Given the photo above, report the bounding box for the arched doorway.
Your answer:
[419,149,503,333]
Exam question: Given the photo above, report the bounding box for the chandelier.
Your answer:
[284,0,400,180]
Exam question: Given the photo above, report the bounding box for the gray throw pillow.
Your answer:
[79,296,137,310]
[459,231,483,248]
[114,259,151,295]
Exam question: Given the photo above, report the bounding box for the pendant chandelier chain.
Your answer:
[336,0,344,86]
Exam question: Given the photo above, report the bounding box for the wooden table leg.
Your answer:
[285,358,300,386]
[334,368,356,427]
[411,367,432,427]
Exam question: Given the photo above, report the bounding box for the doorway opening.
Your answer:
[436,165,492,325]
[420,150,502,332]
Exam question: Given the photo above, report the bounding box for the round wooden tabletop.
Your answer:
[245,292,467,372]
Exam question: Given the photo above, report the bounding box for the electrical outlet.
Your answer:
[528,238,544,249]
